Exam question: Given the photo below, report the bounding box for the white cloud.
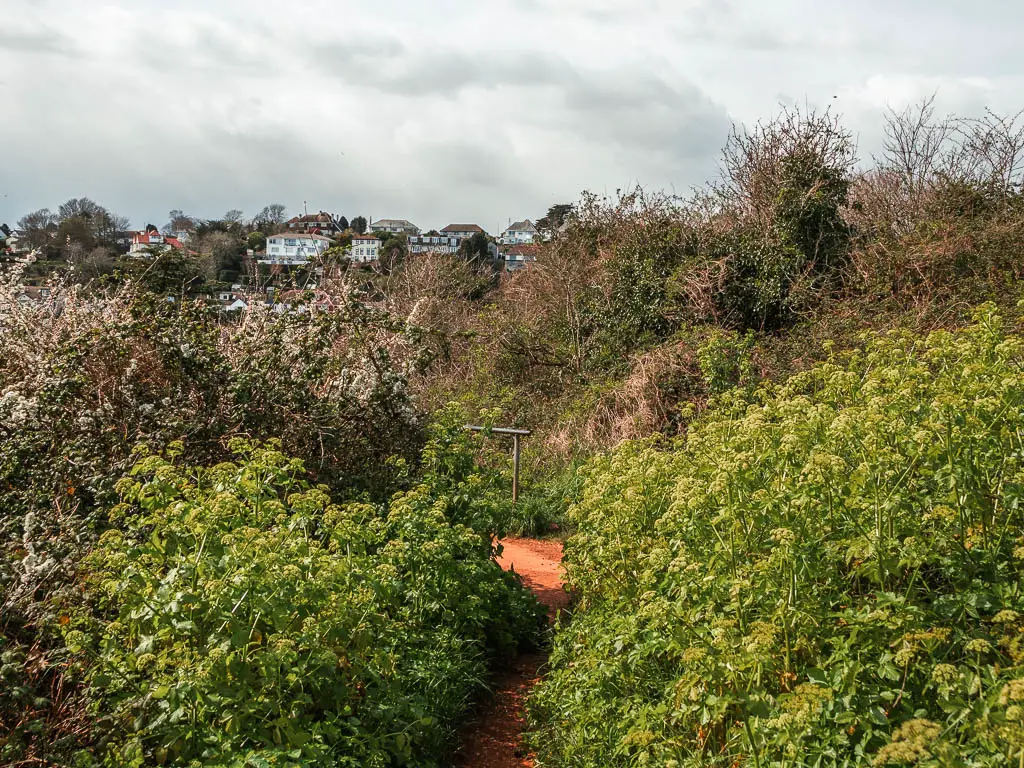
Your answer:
[1,0,1022,231]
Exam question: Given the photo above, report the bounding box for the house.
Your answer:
[130,232,185,255]
[2,230,30,254]
[261,233,333,265]
[500,220,539,245]
[224,298,248,312]
[439,224,486,239]
[503,244,541,272]
[350,234,381,263]
[13,286,53,306]
[407,235,462,255]
[283,211,345,236]
[369,218,420,236]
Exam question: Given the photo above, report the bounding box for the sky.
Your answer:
[2,0,1023,233]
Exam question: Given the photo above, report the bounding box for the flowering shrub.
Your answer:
[0,274,436,763]
[57,433,543,767]
[531,304,1024,766]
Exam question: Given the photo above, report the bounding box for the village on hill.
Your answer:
[0,203,567,311]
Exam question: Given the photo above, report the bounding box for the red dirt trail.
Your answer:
[453,538,566,768]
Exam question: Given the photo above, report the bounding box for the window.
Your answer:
[285,239,298,247]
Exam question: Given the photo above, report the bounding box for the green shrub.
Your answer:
[0,286,434,763]
[530,304,1024,766]
[59,432,544,767]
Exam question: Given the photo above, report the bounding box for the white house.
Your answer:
[350,234,381,263]
[407,235,462,255]
[500,220,539,245]
[130,232,185,255]
[369,218,420,236]
[261,233,333,265]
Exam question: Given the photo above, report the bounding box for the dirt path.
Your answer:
[453,538,566,768]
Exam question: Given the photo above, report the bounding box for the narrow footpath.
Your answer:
[454,538,567,768]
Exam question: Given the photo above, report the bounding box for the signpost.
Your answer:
[464,425,531,503]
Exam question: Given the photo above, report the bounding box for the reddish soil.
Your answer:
[453,538,566,768]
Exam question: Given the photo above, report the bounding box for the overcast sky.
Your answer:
[2,0,1023,233]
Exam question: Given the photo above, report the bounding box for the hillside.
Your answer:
[4,102,1024,766]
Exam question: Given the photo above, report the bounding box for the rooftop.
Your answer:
[440,224,485,234]
[371,219,418,229]
[267,233,333,242]
[507,220,538,232]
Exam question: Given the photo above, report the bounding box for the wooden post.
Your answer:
[512,434,521,505]
[464,425,531,505]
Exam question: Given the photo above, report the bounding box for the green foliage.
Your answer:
[458,232,493,266]
[57,431,544,767]
[531,305,1024,766]
[128,249,205,294]
[0,289,433,763]
[247,231,266,252]
[581,214,689,364]
[773,149,851,271]
[695,329,757,396]
[500,464,583,538]
[714,153,851,332]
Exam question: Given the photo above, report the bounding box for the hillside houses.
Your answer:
[408,223,488,255]
[262,233,332,265]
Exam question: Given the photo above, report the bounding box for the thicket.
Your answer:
[411,103,1024,470]
[0,269,547,764]
[530,305,1024,765]
[54,429,543,767]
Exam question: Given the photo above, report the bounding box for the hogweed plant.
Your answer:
[530,303,1024,766]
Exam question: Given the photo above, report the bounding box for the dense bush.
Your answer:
[0,279,437,763]
[53,427,543,767]
[531,305,1024,766]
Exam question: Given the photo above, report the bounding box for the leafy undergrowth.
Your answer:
[499,465,583,538]
[530,304,1024,766]
[50,428,546,767]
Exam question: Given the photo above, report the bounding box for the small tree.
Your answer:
[458,231,493,266]
[712,107,856,329]
[17,208,57,249]
[351,216,368,234]
[247,231,267,252]
[167,209,195,233]
[537,203,575,236]
[255,204,287,233]
[58,197,104,222]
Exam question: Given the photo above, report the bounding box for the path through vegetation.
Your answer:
[454,538,566,768]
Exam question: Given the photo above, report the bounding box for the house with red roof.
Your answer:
[129,232,185,255]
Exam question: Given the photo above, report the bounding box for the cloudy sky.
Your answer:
[2,0,1022,232]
